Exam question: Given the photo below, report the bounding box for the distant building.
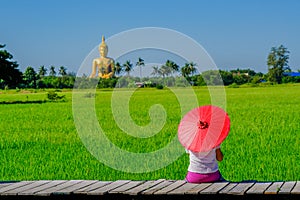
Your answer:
[232,72,249,76]
[283,72,300,77]
[135,82,144,88]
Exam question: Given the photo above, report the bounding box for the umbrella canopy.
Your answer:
[178,105,230,152]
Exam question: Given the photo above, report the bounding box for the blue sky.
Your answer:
[1,0,300,74]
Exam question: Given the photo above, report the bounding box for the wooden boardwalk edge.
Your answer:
[0,180,299,199]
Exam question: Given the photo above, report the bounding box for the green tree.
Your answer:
[59,66,67,76]
[188,62,197,76]
[151,66,160,77]
[114,62,123,76]
[38,65,47,77]
[181,62,197,82]
[136,57,145,78]
[219,70,234,85]
[165,60,179,76]
[0,44,23,88]
[233,74,249,85]
[123,60,133,77]
[171,61,180,73]
[195,74,206,86]
[49,66,56,77]
[201,70,224,85]
[181,63,190,79]
[23,66,37,88]
[267,45,290,84]
[160,64,171,78]
[36,65,47,88]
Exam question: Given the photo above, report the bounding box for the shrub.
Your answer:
[47,91,65,101]
[156,84,164,89]
[228,83,239,88]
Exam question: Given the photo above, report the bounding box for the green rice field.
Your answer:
[0,84,299,182]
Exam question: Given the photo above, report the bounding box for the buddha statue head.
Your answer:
[99,36,108,58]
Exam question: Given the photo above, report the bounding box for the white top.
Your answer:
[187,146,219,174]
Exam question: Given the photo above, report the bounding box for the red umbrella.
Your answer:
[178,105,230,152]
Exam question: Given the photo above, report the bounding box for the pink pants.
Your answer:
[185,170,222,183]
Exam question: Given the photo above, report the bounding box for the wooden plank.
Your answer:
[185,183,212,194]
[246,182,272,194]
[141,180,174,195]
[278,181,296,194]
[109,181,145,194]
[53,180,99,195]
[2,180,300,197]
[264,182,284,194]
[74,181,112,194]
[154,180,186,195]
[200,182,229,194]
[0,183,14,189]
[0,181,33,194]
[19,181,67,195]
[3,181,50,195]
[124,179,165,195]
[291,181,300,194]
[218,182,237,194]
[35,180,84,196]
[227,182,255,195]
[87,180,130,195]
[167,182,202,195]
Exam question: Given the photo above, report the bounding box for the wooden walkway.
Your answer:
[0,180,299,199]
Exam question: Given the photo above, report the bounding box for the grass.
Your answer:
[0,84,299,181]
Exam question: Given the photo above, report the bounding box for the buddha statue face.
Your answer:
[100,46,108,57]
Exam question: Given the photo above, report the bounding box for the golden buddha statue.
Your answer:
[89,36,115,79]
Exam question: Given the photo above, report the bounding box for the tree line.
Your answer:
[0,44,75,89]
[1,44,299,89]
[22,65,75,89]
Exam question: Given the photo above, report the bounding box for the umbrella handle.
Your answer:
[198,121,209,129]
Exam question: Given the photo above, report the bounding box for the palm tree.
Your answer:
[160,65,171,78]
[123,60,133,77]
[114,62,123,77]
[59,66,67,76]
[49,66,56,77]
[151,66,160,77]
[181,62,197,82]
[172,62,179,74]
[165,60,179,76]
[188,62,197,76]
[38,65,47,78]
[181,63,190,78]
[136,57,145,79]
